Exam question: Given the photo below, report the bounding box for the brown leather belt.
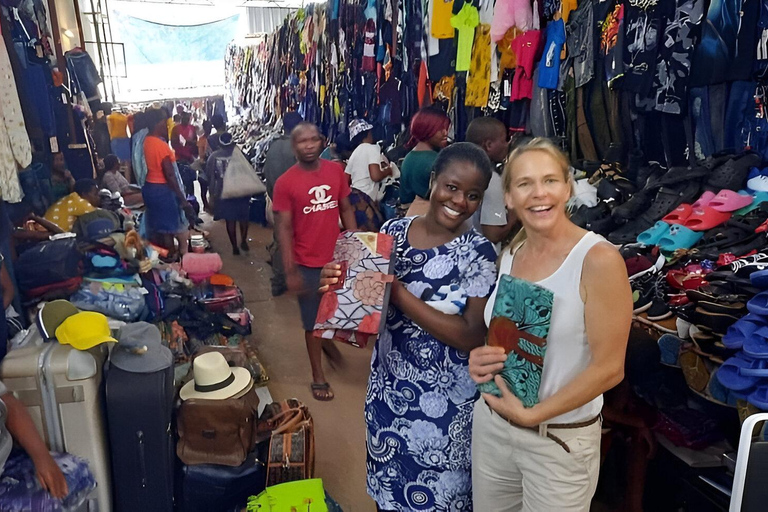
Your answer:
[485,400,600,453]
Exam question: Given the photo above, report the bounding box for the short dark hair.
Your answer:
[432,142,493,188]
[211,114,225,129]
[103,155,119,171]
[465,117,506,147]
[144,108,168,133]
[74,179,98,197]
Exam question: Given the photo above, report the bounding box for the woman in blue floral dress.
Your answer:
[323,143,498,510]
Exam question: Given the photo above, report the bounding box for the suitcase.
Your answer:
[177,448,267,512]
[0,327,112,511]
[105,345,175,511]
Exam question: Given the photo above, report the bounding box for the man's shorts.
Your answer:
[297,265,323,332]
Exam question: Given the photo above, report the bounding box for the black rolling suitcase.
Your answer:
[105,322,175,512]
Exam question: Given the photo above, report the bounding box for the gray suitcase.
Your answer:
[0,326,113,511]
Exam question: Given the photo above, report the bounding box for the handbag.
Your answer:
[221,148,266,199]
[256,399,315,486]
[177,390,260,466]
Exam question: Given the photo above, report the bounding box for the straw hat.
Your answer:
[179,352,251,401]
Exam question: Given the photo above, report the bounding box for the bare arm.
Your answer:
[339,196,357,231]
[483,243,632,427]
[391,282,489,352]
[4,392,68,498]
[367,163,393,183]
[29,215,64,233]
[1,262,14,309]
[161,156,187,203]
[170,126,181,149]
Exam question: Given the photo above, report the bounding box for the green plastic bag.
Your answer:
[246,479,329,512]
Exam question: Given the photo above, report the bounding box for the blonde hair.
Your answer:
[500,138,572,254]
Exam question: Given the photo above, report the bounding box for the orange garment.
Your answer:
[431,0,455,39]
[144,136,175,184]
[561,0,578,22]
[499,27,523,70]
[418,60,433,107]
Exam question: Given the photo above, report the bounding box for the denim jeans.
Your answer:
[725,81,757,151]
[689,86,716,158]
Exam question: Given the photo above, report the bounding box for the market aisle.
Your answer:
[199,214,376,511]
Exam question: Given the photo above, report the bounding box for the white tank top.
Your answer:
[484,231,606,424]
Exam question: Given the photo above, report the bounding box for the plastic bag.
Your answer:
[221,148,266,199]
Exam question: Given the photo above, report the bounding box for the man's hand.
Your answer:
[319,263,342,293]
[32,453,68,499]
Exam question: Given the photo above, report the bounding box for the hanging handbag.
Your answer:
[256,399,315,486]
[221,147,267,199]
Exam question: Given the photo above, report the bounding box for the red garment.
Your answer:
[172,124,197,163]
[272,160,351,268]
[510,30,541,101]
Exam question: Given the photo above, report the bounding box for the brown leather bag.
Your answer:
[257,399,315,486]
[176,390,260,466]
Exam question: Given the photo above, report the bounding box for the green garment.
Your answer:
[450,4,479,72]
[399,150,438,204]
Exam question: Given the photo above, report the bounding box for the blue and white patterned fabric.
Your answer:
[365,217,497,511]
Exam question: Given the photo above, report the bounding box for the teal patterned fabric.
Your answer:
[478,274,554,407]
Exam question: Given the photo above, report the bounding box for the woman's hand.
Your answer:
[469,346,506,384]
[318,263,342,293]
[482,375,540,428]
[32,453,68,499]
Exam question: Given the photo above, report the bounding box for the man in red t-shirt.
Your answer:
[272,123,357,401]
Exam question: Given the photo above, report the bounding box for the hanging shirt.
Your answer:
[466,23,493,107]
[510,30,542,101]
[538,18,566,89]
[107,112,129,139]
[622,1,665,95]
[601,3,625,86]
[564,0,594,88]
[491,0,534,41]
[0,37,30,203]
[451,4,480,72]
[432,0,456,39]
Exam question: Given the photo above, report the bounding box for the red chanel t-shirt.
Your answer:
[272,160,351,268]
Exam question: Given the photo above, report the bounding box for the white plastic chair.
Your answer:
[730,412,768,511]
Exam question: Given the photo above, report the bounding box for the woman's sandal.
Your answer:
[311,382,334,401]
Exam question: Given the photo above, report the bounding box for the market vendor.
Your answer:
[101,154,143,206]
[43,179,101,232]
[50,152,75,203]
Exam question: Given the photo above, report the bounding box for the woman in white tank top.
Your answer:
[469,139,633,511]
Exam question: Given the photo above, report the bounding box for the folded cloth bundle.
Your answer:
[313,232,395,348]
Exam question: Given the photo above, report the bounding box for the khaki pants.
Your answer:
[472,400,601,511]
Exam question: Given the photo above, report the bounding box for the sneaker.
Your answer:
[632,271,656,314]
[647,274,673,321]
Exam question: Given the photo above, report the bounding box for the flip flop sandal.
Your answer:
[747,386,768,409]
[747,290,768,315]
[690,329,735,363]
[723,314,765,350]
[637,221,672,246]
[697,300,747,316]
[658,334,683,367]
[739,358,768,377]
[751,269,768,289]
[716,354,760,391]
[736,261,768,279]
[725,274,762,296]
[647,183,702,222]
[692,190,717,209]
[707,368,738,407]
[662,204,693,225]
[713,251,768,273]
[709,189,754,212]
[633,312,678,334]
[726,215,766,234]
[310,382,334,401]
[744,326,768,359]
[735,191,768,216]
[679,351,711,392]
[683,206,732,231]
[692,307,740,335]
[658,224,704,251]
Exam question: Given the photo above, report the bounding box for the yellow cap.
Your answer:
[55,311,118,350]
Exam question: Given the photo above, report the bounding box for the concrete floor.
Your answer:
[201,215,376,511]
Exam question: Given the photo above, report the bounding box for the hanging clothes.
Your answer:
[451,3,480,72]
[466,23,492,107]
[0,28,30,203]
